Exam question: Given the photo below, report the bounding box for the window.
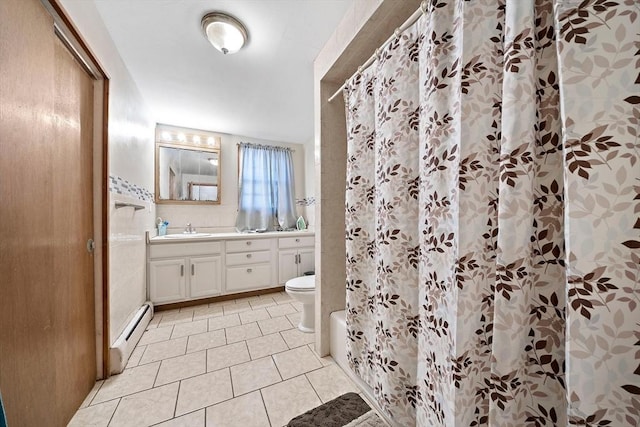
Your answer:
[235,143,297,231]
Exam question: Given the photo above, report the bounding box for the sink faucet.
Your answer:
[184,223,196,234]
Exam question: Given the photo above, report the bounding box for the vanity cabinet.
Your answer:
[278,236,315,284]
[149,259,186,303]
[148,232,314,306]
[225,238,277,292]
[148,242,222,304]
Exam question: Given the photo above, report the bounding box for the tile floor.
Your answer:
[69,291,365,427]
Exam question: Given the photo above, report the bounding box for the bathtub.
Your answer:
[330,310,396,427]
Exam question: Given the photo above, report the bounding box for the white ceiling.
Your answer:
[91,0,353,144]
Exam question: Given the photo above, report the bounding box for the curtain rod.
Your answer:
[327,1,427,103]
[237,142,294,152]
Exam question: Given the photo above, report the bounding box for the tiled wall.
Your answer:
[109,191,154,344]
[109,175,154,202]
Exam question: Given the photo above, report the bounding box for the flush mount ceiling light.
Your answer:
[201,12,248,55]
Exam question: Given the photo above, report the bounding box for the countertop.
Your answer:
[148,230,314,244]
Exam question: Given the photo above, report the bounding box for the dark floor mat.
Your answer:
[287,392,371,427]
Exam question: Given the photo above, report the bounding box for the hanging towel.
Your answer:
[0,389,7,427]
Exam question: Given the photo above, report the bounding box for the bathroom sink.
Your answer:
[163,233,213,239]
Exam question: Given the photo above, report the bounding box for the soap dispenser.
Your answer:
[296,216,307,231]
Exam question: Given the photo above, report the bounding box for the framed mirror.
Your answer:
[155,125,222,204]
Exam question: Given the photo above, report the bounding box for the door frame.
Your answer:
[41,0,111,379]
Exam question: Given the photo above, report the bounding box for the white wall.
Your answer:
[59,0,156,347]
[157,133,306,233]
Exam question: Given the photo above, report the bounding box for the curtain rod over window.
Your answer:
[237,142,294,152]
[327,1,427,103]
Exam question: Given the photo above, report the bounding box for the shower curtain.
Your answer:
[344,1,639,426]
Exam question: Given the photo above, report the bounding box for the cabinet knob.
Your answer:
[246,254,252,258]
[247,268,253,273]
[296,238,300,242]
[246,241,252,245]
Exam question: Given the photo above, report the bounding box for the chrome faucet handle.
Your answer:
[185,223,193,233]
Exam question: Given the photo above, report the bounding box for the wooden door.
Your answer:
[0,0,97,425]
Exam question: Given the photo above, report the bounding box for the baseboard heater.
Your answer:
[109,302,154,375]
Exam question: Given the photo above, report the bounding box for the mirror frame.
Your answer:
[155,126,222,205]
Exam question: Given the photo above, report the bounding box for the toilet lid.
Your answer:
[286,275,315,291]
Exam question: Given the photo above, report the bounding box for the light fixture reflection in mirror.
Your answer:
[155,125,221,205]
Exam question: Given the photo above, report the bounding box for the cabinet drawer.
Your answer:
[226,251,271,266]
[226,264,273,291]
[150,241,222,259]
[278,236,315,249]
[226,239,271,253]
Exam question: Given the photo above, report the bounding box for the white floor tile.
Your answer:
[109,382,179,427]
[286,312,302,327]
[222,301,252,315]
[273,346,323,380]
[261,375,322,427]
[71,291,361,427]
[205,391,270,427]
[225,322,262,344]
[158,310,194,326]
[78,380,104,408]
[67,399,118,427]
[280,328,315,348]
[126,345,146,369]
[257,316,294,335]
[171,319,208,339]
[186,329,226,353]
[93,362,160,404]
[239,308,271,324]
[245,333,289,360]
[306,364,359,403]
[192,305,224,321]
[208,314,241,331]
[207,342,250,372]
[138,326,173,346]
[230,357,281,396]
[266,303,297,318]
[175,369,233,416]
[249,297,277,309]
[155,351,206,386]
[138,337,188,365]
[153,409,205,427]
[272,292,293,305]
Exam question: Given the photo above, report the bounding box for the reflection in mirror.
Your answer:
[155,124,221,204]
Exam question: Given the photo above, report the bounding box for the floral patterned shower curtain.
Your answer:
[344,1,639,426]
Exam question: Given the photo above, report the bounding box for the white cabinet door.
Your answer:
[297,248,315,276]
[189,256,222,299]
[150,258,186,304]
[278,250,298,284]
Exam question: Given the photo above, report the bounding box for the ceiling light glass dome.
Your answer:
[201,12,248,55]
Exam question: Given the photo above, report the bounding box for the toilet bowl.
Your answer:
[285,275,315,333]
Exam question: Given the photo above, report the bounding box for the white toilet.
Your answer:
[285,274,315,333]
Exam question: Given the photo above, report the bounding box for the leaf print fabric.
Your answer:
[343,1,639,426]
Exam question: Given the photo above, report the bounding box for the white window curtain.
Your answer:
[235,143,297,232]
